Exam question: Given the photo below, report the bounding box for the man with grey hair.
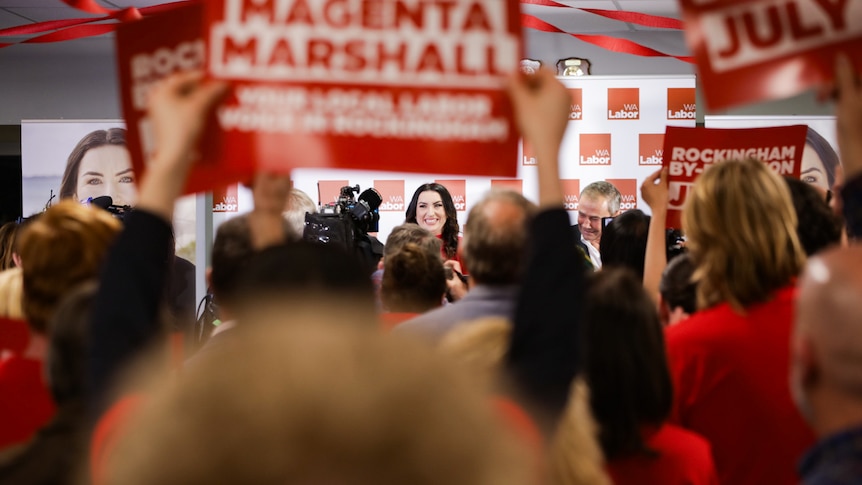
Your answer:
[396,190,536,340]
[572,181,621,270]
[791,246,862,484]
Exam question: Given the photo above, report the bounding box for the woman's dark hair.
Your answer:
[581,268,673,459]
[59,128,127,201]
[805,127,840,188]
[404,183,460,259]
[659,253,697,316]
[0,221,19,271]
[381,243,446,313]
[784,177,843,256]
[599,209,650,280]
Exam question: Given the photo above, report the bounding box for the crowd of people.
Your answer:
[0,55,861,485]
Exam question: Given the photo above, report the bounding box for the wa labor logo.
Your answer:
[373,180,405,212]
[491,179,523,194]
[561,179,580,211]
[579,134,612,166]
[317,180,350,206]
[607,88,640,120]
[522,140,536,166]
[435,179,467,211]
[606,178,638,211]
[667,88,696,120]
[569,88,583,121]
[213,183,239,212]
[639,134,665,166]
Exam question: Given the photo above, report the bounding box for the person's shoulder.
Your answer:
[650,424,719,484]
[393,304,459,337]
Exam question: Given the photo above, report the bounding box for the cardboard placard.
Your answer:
[117,0,522,195]
[681,0,862,110]
[662,125,808,228]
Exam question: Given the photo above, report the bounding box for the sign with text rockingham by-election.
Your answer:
[205,0,522,178]
[662,125,807,228]
[681,0,862,110]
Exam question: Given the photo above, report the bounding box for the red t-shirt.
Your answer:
[0,355,56,450]
[607,424,718,485]
[665,285,815,485]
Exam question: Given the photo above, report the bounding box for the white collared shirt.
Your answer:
[581,235,602,270]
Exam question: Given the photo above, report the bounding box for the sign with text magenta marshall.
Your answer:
[662,125,807,228]
[117,0,523,195]
[207,0,522,174]
[681,0,862,110]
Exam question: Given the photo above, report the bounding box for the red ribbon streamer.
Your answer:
[519,0,684,30]
[522,14,694,63]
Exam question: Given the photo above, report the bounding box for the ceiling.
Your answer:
[0,0,685,38]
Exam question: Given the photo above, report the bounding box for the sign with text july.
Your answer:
[662,125,807,228]
[681,0,862,110]
[204,0,522,178]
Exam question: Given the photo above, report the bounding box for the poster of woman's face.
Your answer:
[21,121,196,262]
[21,121,132,216]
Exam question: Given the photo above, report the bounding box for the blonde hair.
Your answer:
[105,322,532,485]
[283,188,317,239]
[18,201,121,333]
[0,267,24,320]
[683,159,805,311]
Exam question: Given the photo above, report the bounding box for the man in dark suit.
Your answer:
[571,181,621,270]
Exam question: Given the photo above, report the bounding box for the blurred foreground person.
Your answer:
[666,159,814,485]
[581,269,717,485]
[793,246,862,484]
[0,201,119,450]
[103,323,533,485]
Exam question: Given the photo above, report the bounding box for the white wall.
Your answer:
[0,30,835,155]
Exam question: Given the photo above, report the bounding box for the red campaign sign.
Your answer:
[662,125,808,228]
[213,183,239,212]
[318,180,350,206]
[373,179,406,212]
[562,179,581,211]
[606,178,638,212]
[115,2,254,195]
[434,179,467,211]
[203,0,523,181]
[639,134,665,166]
[490,179,523,194]
[681,0,862,110]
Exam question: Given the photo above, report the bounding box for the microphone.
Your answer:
[90,196,113,210]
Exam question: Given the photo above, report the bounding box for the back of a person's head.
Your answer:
[210,215,255,307]
[104,324,531,485]
[462,190,536,285]
[381,243,446,313]
[18,201,121,334]
[659,254,697,316]
[235,241,377,323]
[581,268,672,459]
[383,223,442,260]
[599,210,650,279]
[784,177,843,256]
[284,188,317,240]
[580,181,622,215]
[683,159,805,311]
[47,281,97,407]
[0,221,19,271]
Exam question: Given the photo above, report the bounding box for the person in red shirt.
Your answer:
[580,268,718,485]
[665,159,815,485]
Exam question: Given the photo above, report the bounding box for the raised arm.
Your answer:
[835,55,862,237]
[641,167,669,304]
[89,72,228,415]
[505,70,588,427]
